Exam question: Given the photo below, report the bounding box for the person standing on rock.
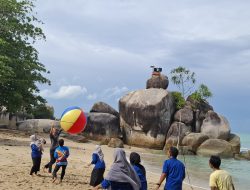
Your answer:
[44,123,62,173]
[156,147,185,190]
[209,155,235,190]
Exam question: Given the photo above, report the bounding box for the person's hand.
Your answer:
[155,183,160,190]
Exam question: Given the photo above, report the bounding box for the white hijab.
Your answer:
[94,145,104,161]
[30,134,38,146]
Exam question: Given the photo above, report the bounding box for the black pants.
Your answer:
[30,157,41,175]
[44,149,56,173]
[52,165,67,180]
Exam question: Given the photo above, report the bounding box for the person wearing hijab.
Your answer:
[89,145,106,186]
[30,134,42,176]
[93,148,141,190]
[130,152,147,190]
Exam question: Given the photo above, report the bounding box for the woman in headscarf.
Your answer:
[94,148,141,190]
[30,134,42,176]
[89,145,106,186]
[130,152,147,190]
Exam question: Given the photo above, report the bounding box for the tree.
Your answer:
[171,91,185,110]
[170,66,196,98]
[31,103,54,119]
[190,84,213,102]
[0,0,50,113]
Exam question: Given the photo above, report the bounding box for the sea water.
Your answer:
[133,133,250,190]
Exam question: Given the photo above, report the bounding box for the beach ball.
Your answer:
[60,106,87,134]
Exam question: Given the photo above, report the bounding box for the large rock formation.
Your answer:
[84,113,121,141]
[174,107,194,125]
[228,134,241,154]
[90,102,119,118]
[182,133,209,152]
[164,122,191,150]
[186,97,213,132]
[17,119,59,133]
[146,74,169,89]
[201,111,230,140]
[119,88,175,149]
[197,139,233,158]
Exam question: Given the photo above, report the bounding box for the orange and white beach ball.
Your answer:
[60,106,87,134]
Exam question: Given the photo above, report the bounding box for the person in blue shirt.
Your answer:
[30,135,42,176]
[130,152,147,190]
[52,139,69,183]
[93,148,141,190]
[156,147,185,190]
[89,145,106,186]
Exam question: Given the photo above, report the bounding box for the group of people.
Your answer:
[30,125,235,190]
[30,125,69,183]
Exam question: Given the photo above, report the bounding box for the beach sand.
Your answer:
[0,129,201,190]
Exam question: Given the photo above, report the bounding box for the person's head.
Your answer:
[130,152,141,165]
[30,134,37,142]
[169,146,179,158]
[58,139,64,147]
[209,155,221,169]
[113,148,126,163]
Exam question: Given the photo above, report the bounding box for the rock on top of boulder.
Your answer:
[90,102,119,117]
[146,74,169,89]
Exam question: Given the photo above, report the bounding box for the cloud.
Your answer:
[103,86,129,98]
[87,93,97,100]
[40,85,87,99]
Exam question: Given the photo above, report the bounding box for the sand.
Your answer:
[0,129,201,190]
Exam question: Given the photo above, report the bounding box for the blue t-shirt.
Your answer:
[91,153,105,169]
[54,146,69,166]
[132,165,147,190]
[101,179,133,190]
[31,144,42,158]
[162,158,185,190]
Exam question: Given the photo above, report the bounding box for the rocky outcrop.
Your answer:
[197,139,233,158]
[186,97,213,132]
[174,107,194,125]
[108,138,124,148]
[119,88,175,149]
[146,74,169,89]
[90,102,119,118]
[228,134,241,154]
[201,111,230,140]
[17,119,59,133]
[84,113,121,141]
[182,133,209,152]
[164,122,191,150]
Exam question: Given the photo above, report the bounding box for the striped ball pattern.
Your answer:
[60,106,87,134]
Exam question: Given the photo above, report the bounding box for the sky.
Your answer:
[35,0,250,133]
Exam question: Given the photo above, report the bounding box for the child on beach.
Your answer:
[130,152,147,190]
[30,134,42,176]
[89,145,106,187]
[52,139,69,184]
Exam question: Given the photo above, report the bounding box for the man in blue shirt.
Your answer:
[52,139,69,183]
[156,147,185,190]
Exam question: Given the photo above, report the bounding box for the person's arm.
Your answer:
[210,187,218,190]
[54,149,58,159]
[155,173,167,190]
[93,179,110,190]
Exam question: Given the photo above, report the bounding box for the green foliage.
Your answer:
[171,91,185,110]
[31,104,54,119]
[190,84,213,102]
[170,66,196,98]
[0,0,50,113]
